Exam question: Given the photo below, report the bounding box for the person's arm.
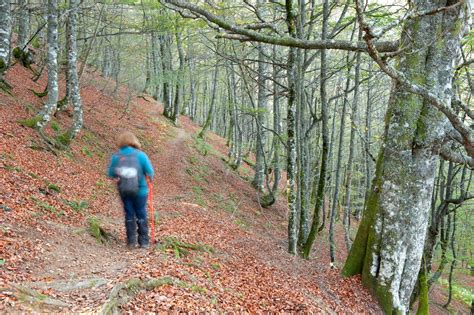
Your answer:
[140,152,154,180]
[108,155,118,178]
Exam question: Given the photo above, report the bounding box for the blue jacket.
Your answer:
[108,146,154,196]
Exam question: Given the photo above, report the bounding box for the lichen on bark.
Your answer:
[342,1,469,313]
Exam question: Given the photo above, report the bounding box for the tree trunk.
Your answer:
[302,0,329,259]
[342,2,469,313]
[252,0,269,191]
[150,32,160,101]
[342,27,362,252]
[330,61,352,264]
[65,0,82,140]
[160,34,173,119]
[285,0,298,255]
[360,61,374,220]
[17,0,29,52]
[271,44,281,195]
[198,60,218,138]
[37,0,59,130]
[443,210,457,308]
[0,0,12,81]
[171,31,184,124]
[143,39,151,93]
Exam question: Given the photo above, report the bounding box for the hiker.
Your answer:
[108,131,154,249]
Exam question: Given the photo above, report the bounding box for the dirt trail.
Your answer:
[1,64,383,313]
[9,108,192,312]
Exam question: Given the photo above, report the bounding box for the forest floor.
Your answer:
[0,63,469,313]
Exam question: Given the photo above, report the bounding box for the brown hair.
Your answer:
[117,131,141,149]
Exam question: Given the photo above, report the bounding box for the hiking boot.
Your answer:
[137,219,149,248]
[125,219,137,248]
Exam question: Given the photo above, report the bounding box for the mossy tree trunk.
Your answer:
[198,59,218,138]
[171,30,184,124]
[342,1,469,313]
[252,0,269,191]
[36,0,59,130]
[17,0,29,52]
[301,0,329,259]
[0,0,12,82]
[285,0,298,255]
[65,0,82,140]
[160,34,173,119]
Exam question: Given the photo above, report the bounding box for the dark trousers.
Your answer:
[120,194,149,247]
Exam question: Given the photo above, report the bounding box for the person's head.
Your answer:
[117,131,141,149]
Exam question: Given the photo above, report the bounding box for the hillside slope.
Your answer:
[0,63,380,312]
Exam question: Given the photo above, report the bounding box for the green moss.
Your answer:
[28,172,39,179]
[413,105,430,146]
[88,217,109,244]
[12,47,22,59]
[211,263,221,270]
[190,284,207,294]
[31,37,40,49]
[374,283,398,314]
[31,196,63,217]
[51,121,61,133]
[234,218,248,229]
[56,132,72,147]
[416,261,429,315]
[192,186,207,207]
[63,199,88,212]
[157,236,214,259]
[82,147,93,157]
[342,148,385,277]
[211,193,237,214]
[57,97,68,111]
[452,19,463,36]
[145,277,174,289]
[18,115,42,129]
[4,164,23,172]
[32,87,48,98]
[47,183,61,193]
[125,278,143,293]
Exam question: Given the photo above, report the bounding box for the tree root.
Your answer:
[100,277,176,315]
[9,284,70,309]
[31,86,48,98]
[0,79,13,96]
[157,236,214,258]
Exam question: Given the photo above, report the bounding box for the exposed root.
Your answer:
[100,277,176,315]
[9,284,69,309]
[0,79,13,96]
[157,236,214,258]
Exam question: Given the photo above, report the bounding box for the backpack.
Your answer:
[115,152,142,196]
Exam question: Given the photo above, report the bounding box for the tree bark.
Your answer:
[285,0,298,255]
[0,0,12,81]
[342,2,469,313]
[171,31,184,124]
[37,0,59,130]
[342,26,362,253]
[302,0,329,259]
[160,34,173,119]
[17,0,29,52]
[65,0,82,140]
[198,59,218,138]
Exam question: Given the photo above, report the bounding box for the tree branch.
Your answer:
[371,2,462,39]
[354,0,474,159]
[440,147,474,168]
[160,0,399,53]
